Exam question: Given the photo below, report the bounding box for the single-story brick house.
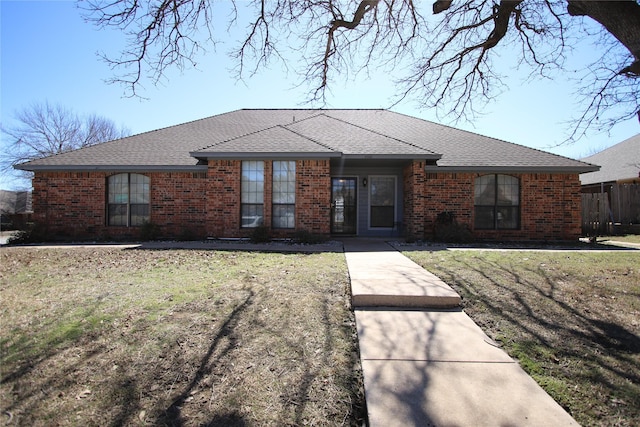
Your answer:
[16,109,598,241]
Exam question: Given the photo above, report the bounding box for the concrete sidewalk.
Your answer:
[342,238,579,427]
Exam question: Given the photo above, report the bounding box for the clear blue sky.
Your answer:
[1,0,638,190]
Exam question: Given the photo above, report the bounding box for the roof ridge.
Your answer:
[197,122,283,150]
[323,112,439,155]
[197,121,340,153]
[280,121,339,152]
[196,110,331,151]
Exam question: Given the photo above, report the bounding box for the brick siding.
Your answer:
[402,161,427,238]
[30,164,582,242]
[296,160,331,235]
[32,171,208,240]
[414,171,583,241]
[206,160,241,237]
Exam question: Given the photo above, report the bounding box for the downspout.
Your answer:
[601,181,605,235]
[616,184,622,224]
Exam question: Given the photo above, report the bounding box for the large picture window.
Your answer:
[107,173,150,226]
[241,161,264,228]
[272,161,295,229]
[370,176,396,228]
[474,174,520,229]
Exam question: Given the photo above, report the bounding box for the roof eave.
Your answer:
[190,151,341,160]
[425,165,600,174]
[342,154,441,160]
[14,164,208,172]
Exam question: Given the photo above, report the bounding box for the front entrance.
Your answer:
[331,177,357,234]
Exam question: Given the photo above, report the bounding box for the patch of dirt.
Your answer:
[0,248,366,426]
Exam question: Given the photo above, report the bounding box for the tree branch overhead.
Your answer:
[81,0,639,139]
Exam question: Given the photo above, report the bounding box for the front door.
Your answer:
[331,177,357,234]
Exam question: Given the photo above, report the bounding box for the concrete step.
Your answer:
[346,251,461,309]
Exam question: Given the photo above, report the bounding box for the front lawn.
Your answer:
[404,249,640,427]
[0,248,365,426]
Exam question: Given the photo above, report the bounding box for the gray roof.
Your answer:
[580,134,640,185]
[17,109,596,173]
[0,190,32,214]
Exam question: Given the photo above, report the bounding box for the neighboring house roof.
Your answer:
[16,109,597,173]
[0,190,32,214]
[580,134,640,186]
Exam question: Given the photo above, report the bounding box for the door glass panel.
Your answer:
[370,176,395,228]
[331,178,357,234]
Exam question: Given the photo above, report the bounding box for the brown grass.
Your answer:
[0,247,365,426]
[404,249,640,427]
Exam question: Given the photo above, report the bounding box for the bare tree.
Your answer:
[81,0,639,139]
[1,102,130,187]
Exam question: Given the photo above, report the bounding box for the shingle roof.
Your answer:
[0,190,32,214]
[580,134,640,185]
[16,109,596,173]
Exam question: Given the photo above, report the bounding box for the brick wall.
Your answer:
[517,173,583,241]
[151,172,208,238]
[421,172,476,237]
[32,172,107,239]
[30,166,582,242]
[416,172,583,241]
[296,160,331,235]
[403,161,427,238]
[206,160,241,237]
[32,171,208,240]
[204,159,331,238]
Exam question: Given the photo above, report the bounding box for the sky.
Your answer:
[1,0,639,190]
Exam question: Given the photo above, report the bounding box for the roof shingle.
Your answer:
[16,109,596,173]
[580,134,640,185]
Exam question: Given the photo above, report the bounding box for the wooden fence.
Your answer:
[581,183,640,235]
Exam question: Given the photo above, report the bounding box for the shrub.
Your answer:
[179,226,199,241]
[433,211,474,243]
[7,223,47,244]
[293,229,327,244]
[249,225,271,243]
[139,221,161,241]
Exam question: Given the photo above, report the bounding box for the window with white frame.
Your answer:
[370,176,396,228]
[272,161,295,229]
[474,174,520,229]
[107,173,150,226]
[241,161,264,228]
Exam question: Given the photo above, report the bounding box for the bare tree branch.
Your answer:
[80,0,640,139]
[1,102,130,170]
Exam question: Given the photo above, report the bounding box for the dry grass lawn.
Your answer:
[405,249,640,427]
[0,247,365,426]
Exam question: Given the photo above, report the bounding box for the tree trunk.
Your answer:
[567,0,640,75]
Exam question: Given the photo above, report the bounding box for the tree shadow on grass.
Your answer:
[155,289,255,427]
[1,250,363,426]
[429,254,640,423]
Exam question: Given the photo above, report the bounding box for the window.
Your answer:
[272,161,295,228]
[474,174,520,229]
[107,173,150,226]
[370,176,396,228]
[241,161,264,228]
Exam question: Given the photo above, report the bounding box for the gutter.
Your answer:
[14,164,209,172]
[424,165,600,174]
[190,151,342,160]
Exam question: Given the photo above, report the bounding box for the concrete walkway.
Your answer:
[342,238,579,427]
